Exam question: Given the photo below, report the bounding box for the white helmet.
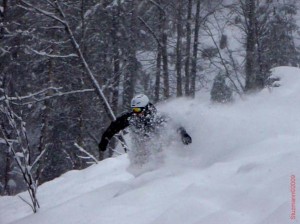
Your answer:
[131,94,149,108]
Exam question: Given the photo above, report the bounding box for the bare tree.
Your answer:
[190,0,201,98]
[123,0,139,110]
[18,0,129,154]
[158,0,170,99]
[203,19,243,95]
[155,46,162,102]
[242,0,257,92]
[111,6,121,114]
[0,0,7,38]
[176,0,183,97]
[0,98,46,213]
[184,0,193,96]
[0,123,13,196]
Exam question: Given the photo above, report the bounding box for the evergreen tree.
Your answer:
[259,2,299,72]
[210,74,233,103]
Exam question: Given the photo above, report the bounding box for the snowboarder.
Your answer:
[98,94,192,154]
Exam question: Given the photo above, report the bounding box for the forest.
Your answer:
[0,0,299,196]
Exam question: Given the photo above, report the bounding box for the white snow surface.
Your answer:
[1,66,300,224]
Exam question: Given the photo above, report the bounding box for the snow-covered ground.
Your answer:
[0,66,299,224]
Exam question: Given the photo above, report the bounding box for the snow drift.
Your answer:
[0,66,299,224]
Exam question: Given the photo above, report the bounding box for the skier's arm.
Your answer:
[177,126,192,145]
[161,113,192,145]
[98,113,131,152]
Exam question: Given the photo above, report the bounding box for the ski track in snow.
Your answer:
[0,66,300,224]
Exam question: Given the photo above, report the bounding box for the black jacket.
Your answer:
[99,110,192,152]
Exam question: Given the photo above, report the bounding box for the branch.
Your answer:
[0,138,17,144]
[18,196,34,211]
[149,0,166,14]
[18,0,66,25]
[19,0,129,153]
[44,0,56,8]
[0,87,95,104]
[53,0,129,152]
[0,106,39,212]
[0,87,61,101]
[87,131,99,144]
[138,16,162,48]
[74,143,98,164]
[204,24,242,95]
[28,47,78,58]
[227,48,245,91]
[0,47,9,57]
[110,148,124,156]
[212,13,245,92]
[30,146,48,171]
[20,88,95,105]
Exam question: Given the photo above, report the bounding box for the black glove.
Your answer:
[98,139,108,152]
[182,133,192,145]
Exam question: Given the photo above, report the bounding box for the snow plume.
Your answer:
[1,66,300,224]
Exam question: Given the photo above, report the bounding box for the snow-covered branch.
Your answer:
[203,23,242,95]
[0,99,41,213]
[0,87,95,104]
[44,0,56,9]
[18,0,130,154]
[53,0,129,153]
[18,1,66,25]
[0,47,9,57]
[138,16,162,48]
[0,138,17,144]
[28,47,78,58]
[0,87,62,102]
[30,147,48,172]
[149,0,166,14]
[74,143,98,164]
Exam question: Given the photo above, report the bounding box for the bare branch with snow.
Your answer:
[0,87,95,104]
[28,47,78,58]
[18,1,66,25]
[74,143,98,164]
[0,96,44,213]
[18,0,130,155]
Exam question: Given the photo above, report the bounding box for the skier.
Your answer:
[99,94,192,168]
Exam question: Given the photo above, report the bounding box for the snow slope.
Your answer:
[1,66,299,224]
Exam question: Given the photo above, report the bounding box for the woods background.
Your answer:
[1,0,299,195]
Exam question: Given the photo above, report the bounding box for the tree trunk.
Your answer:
[244,0,257,92]
[155,46,162,102]
[123,0,138,109]
[184,0,193,96]
[76,0,87,169]
[36,51,55,184]
[160,8,169,99]
[3,151,12,195]
[176,0,183,97]
[1,124,12,195]
[190,0,201,98]
[0,0,7,36]
[109,7,121,158]
[111,9,120,114]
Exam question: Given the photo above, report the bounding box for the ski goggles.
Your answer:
[132,107,144,113]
